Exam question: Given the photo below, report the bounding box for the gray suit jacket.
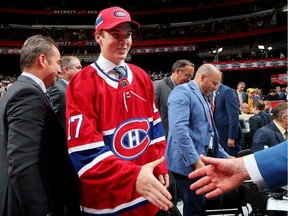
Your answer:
[0,75,70,215]
[47,78,80,215]
[154,77,175,137]
[47,78,68,131]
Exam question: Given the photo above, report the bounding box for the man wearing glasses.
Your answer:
[154,59,195,137]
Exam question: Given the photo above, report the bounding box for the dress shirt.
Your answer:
[243,154,265,186]
[170,76,177,87]
[273,120,286,139]
[22,72,46,93]
[237,91,243,104]
[96,54,125,79]
[59,78,69,85]
[244,142,288,188]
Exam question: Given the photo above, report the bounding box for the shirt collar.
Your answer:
[273,120,286,138]
[170,76,176,87]
[21,72,47,93]
[59,78,69,85]
[97,54,125,73]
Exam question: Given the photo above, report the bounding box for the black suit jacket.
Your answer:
[0,75,70,215]
[248,111,273,140]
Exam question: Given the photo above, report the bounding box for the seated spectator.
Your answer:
[251,102,288,153]
[240,102,251,114]
[257,88,267,100]
[275,86,286,100]
[266,89,278,101]
[264,100,273,114]
[246,88,255,113]
[248,100,273,141]
[252,87,261,101]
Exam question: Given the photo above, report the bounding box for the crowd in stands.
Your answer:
[1,0,284,12]
[1,8,285,43]
[1,73,287,103]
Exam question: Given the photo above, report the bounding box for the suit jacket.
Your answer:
[251,121,285,153]
[235,90,248,104]
[47,78,68,131]
[154,77,175,137]
[253,141,288,188]
[166,80,229,176]
[248,111,273,140]
[47,78,80,216]
[214,84,243,156]
[0,75,70,216]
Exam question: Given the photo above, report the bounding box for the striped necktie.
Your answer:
[45,92,53,106]
[114,66,125,79]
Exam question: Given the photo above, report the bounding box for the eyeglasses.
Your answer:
[179,67,193,79]
[184,73,193,79]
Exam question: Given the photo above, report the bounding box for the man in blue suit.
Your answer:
[213,82,243,156]
[166,63,230,216]
[189,141,288,199]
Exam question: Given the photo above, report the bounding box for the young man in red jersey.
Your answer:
[66,6,173,216]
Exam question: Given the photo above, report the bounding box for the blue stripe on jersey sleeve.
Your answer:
[69,145,111,173]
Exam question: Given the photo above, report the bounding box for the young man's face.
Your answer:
[96,23,132,65]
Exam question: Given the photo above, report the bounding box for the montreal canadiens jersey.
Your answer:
[66,61,167,216]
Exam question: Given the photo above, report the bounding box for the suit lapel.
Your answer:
[18,75,53,109]
[189,81,210,123]
[164,77,174,90]
[58,78,68,88]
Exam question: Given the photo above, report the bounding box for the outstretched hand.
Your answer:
[188,155,250,199]
[136,156,173,211]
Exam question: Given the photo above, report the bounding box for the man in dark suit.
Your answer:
[248,100,272,140]
[214,83,243,157]
[251,102,287,153]
[48,56,82,130]
[154,59,194,137]
[0,35,68,216]
[275,86,286,100]
[47,56,82,216]
[235,82,248,110]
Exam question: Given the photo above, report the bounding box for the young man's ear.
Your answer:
[95,32,102,45]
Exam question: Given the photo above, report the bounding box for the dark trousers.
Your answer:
[172,172,205,216]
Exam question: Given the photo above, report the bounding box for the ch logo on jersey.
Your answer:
[112,118,151,160]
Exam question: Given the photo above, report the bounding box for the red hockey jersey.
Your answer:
[66,62,167,215]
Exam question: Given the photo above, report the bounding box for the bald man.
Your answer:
[166,64,230,216]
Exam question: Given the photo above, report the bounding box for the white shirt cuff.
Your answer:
[243,154,265,186]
